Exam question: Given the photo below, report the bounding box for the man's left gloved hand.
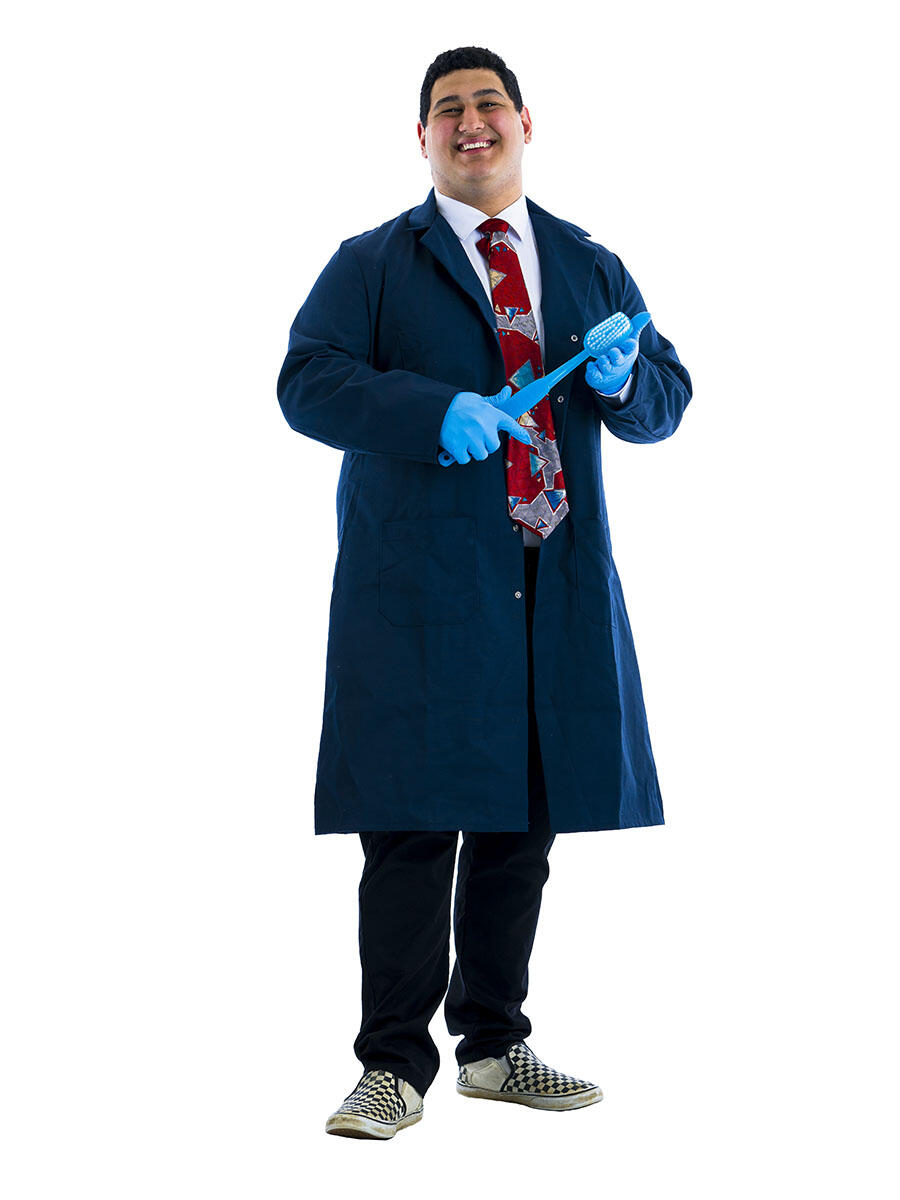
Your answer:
[585,311,652,395]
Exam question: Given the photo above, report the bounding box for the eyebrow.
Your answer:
[433,88,505,110]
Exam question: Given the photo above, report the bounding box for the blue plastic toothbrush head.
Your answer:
[584,312,632,357]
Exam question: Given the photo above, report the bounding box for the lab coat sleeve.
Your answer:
[591,254,692,444]
[276,240,459,463]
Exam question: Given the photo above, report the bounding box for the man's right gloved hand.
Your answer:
[439,386,533,465]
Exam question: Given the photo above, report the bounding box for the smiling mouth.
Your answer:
[457,140,495,154]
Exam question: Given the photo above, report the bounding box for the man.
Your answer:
[276,46,691,1140]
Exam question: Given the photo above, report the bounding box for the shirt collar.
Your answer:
[433,189,531,245]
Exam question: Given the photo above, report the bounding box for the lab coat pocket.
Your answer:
[574,516,616,629]
[379,516,478,627]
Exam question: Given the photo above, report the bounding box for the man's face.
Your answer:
[417,68,532,206]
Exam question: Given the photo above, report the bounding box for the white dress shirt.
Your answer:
[434,189,632,547]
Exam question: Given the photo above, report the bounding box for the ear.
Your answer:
[520,106,533,144]
[416,120,427,158]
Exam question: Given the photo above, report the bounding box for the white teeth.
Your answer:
[460,141,492,151]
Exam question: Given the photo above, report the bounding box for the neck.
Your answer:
[436,179,523,217]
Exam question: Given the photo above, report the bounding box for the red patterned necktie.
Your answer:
[476,218,568,539]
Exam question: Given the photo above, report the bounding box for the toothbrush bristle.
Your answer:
[584,312,631,356]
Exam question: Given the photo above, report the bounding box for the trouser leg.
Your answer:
[444,543,557,1064]
[353,828,458,1098]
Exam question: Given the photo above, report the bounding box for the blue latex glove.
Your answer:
[439,386,533,465]
[585,311,652,395]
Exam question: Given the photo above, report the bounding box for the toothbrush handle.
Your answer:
[528,347,592,399]
[437,346,594,467]
[494,346,593,417]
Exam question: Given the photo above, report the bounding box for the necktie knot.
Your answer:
[477,218,509,236]
[476,218,510,260]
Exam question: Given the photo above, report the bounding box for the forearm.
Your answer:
[592,349,691,443]
[277,346,457,462]
[276,241,458,463]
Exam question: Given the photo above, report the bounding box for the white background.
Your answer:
[3,1,898,1194]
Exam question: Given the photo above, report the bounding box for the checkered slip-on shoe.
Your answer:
[457,1041,603,1111]
[325,1068,424,1139]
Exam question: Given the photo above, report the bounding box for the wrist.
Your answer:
[594,371,632,397]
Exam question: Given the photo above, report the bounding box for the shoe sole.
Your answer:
[456,1082,603,1111]
[325,1109,423,1139]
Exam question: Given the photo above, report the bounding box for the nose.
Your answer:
[458,106,486,134]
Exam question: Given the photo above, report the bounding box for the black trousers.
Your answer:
[354,544,555,1098]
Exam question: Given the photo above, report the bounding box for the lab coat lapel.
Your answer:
[526,197,599,450]
[410,189,499,338]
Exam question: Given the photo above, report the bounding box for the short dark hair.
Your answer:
[419,46,523,128]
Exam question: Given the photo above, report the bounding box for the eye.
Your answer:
[439,102,499,115]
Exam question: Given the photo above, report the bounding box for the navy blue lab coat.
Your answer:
[277,188,691,834]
